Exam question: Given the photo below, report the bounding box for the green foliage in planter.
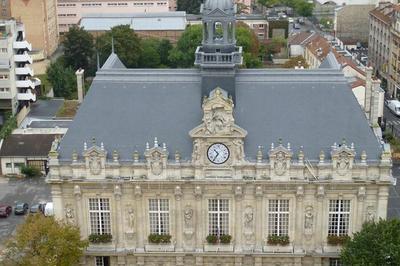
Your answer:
[219,234,232,244]
[148,233,172,244]
[88,233,112,243]
[21,165,42,178]
[206,234,218,244]
[267,235,290,245]
[327,235,350,245]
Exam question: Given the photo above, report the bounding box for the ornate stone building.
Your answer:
[47,0,394,265]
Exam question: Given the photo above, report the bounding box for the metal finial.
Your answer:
[162,143,167,151]
[154,137,158,147]
[146,142,150,151]
[84,142,87,150]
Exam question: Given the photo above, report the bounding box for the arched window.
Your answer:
[214,22,223,40]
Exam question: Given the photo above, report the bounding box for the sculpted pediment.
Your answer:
[331,141,355,176]
[206,8,229,17]
[189,87,247,139]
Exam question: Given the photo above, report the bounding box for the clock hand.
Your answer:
[213,149,219,161]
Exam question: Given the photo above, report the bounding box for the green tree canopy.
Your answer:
[177,0,202,14]
[282,55,309,68]
[257,0,314,17]
[341,219,400,265]
[169,23,262,68]
[1,214,88,266]
[63,26,94,74]
[168,25,203,68]
[96,25,142,68]
[139,38,161,68]
[46,57,76,99]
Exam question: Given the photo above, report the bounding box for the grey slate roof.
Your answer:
[319,51,341,70]
[80,12,187,31]
[0,134,58,157]
[58,65,382,162]
[101,53,126,69]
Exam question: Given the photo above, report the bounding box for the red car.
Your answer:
[0,204,12,217]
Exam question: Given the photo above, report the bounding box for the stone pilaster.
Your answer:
[377,186,389,219]
[255,186,263,252]
[135,185,144,251]
[175,186,183,251]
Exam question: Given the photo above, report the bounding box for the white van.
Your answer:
[44,202,54,217]
[388,100,400,116]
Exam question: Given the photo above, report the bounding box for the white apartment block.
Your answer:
[0,20,39,120]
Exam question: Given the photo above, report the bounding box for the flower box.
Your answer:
[88,233,112,244]
[204,243,234,252]
[148,233,172,244]
[267,235,290,246]
[327,235,350,245]
[206,234,232,244]
[145,243,175,252]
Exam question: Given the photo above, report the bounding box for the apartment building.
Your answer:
[57,0,170,34]
[389,6,400,97]
[368,2,396,85]
[9,0,59,58]
[0,20,40,121]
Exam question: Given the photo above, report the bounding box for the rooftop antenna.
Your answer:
[111,36,115,54]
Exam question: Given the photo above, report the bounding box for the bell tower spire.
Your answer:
[195,0,242,102]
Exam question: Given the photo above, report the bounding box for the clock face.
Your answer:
[207,143,230,164]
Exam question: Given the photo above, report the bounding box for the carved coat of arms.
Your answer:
[336,152,350,176]
[89,155,101,175]
[150,152,163,176]
[274,152,287,176]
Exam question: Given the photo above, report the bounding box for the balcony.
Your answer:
[0,90,11,99]
[16,79,35,89]
[17,90,36,101]
[194,46,243,68]
[13,40,32,51]
[14,52,32,64]
[15,66,34,76]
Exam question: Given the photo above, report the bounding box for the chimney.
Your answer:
[370,79,381,126]
[364,66,373,118]
[75,68,85,103]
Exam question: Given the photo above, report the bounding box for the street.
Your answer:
[0,177,51,248]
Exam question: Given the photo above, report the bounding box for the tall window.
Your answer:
[329,258,343,266]
[328,200,350,236]
[149,199,169,234]
[89,198,111,235]
[95,256,110,266]
[268,199,289,236]
[208,199,229,236]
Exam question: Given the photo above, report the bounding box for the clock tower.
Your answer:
[189,87,247,179]
[194,0,243,102]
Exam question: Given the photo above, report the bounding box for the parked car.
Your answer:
[14,203,29,215]
[44,202,54,217]
[388,100,400,116]
[0,205,12,217]
[30,203,45,214]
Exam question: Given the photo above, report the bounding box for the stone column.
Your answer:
[135,186,144,251]
[114,187,124,250]
[175,190,183,251]
[75,68,84,103]
[195,193,203,251]
[51,184,63,220]
[377,186,389,219]
[255,188,263,252]
[234,193,242,252]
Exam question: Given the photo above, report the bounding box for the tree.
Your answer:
[169,23,262,68]
[177,0,202,14]
[63,26,94,74]
[257,0,314,17]
[20,165,42,178]
[1,214,88,266]
[46,57,76,99]
[139,39,161,68]
[96,25,142,68]
[168,24,203,68]
[158,39,173,67]
[282,55,309,68]
[340,219,400,265]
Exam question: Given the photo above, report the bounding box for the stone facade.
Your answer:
[48,87,393,266]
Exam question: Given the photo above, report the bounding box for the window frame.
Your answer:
[88,198,111,235]
[268,199,290,237]
[148,198,170,235]
[208,198,230,237]
[328,199,351,236]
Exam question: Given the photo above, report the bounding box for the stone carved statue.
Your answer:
[128,209,135,229]
[233,139,244,161]
[150,151,163,176]
[89,155,101,175]
[184,206,193,227]
[304,206,314,239]
[274,151,287,176]
[192,140,200,162]
[366,206,375,222]
[205,107,231,135]
[65,205,74,223]
[244,206,253,228]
